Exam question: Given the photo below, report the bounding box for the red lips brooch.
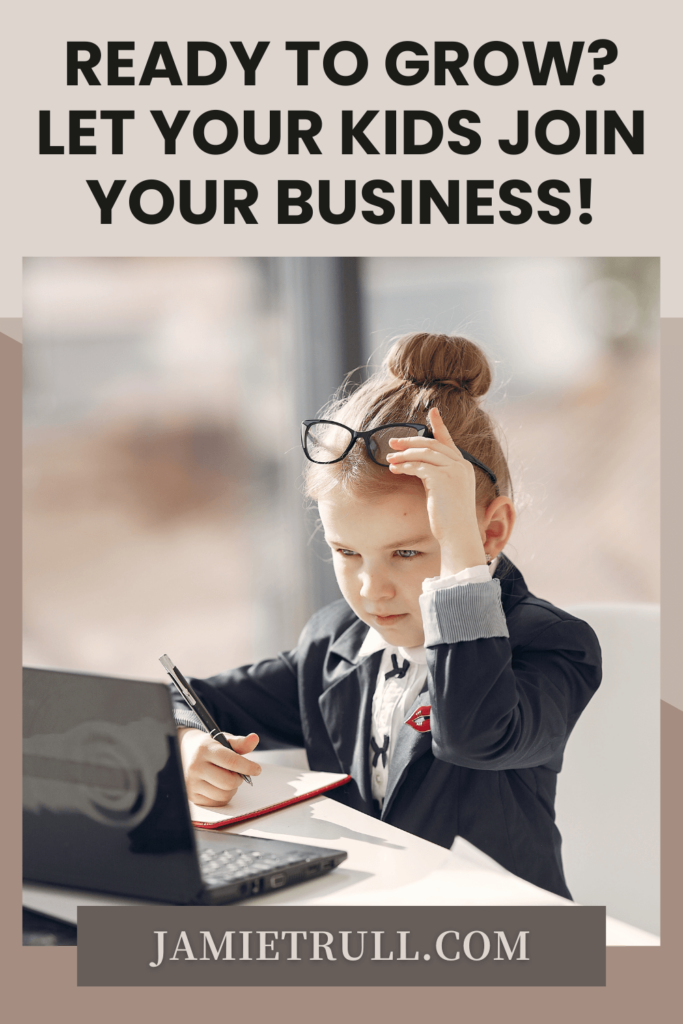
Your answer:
[405,705,431,733]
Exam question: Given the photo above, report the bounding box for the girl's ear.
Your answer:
[481,496,515,556]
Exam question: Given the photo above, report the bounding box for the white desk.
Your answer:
[23,790,658,946]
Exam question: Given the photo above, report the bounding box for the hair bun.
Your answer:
[385,333,492,399]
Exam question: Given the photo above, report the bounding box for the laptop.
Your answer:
[23,667,347,905]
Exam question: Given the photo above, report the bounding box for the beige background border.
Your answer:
[2,321,680,1019]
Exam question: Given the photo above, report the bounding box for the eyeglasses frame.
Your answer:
[301,419,498,487]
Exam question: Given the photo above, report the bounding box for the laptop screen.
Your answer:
[23,667,204,903]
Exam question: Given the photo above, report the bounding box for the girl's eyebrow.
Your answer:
[383,535,432,549]
[324,534,432,549]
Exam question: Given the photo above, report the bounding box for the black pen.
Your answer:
[159,654,253,786]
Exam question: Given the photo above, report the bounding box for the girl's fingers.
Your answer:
[208,737,261,777]
[201,779,240,801]
[386,448,455,468]
[200,760,246,791]
[226,732,261,755]
[428,407,458,449]
[192,786,236,807]
[388,436,461,461]
[389,461,442,477]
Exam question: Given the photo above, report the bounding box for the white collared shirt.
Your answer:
[361,560,496,806]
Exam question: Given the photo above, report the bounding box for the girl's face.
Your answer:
[319,483,442,649]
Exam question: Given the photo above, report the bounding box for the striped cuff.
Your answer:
[173,708,208,732]
[419,579,509,647]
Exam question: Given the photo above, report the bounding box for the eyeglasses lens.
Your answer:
[305,422,354,464]
[368,426,421,465]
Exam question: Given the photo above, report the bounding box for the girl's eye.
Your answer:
[336,548,358,557]
[395,549,420,559]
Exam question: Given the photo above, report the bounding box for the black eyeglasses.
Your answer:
[301,419,498,486]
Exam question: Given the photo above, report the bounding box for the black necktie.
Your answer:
[385,653,410,680]
[370,734,390,768]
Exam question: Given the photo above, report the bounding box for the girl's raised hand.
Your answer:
[386,407,487,576]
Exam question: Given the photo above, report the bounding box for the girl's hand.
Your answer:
[386,407,486,576]
[177,728,262,806]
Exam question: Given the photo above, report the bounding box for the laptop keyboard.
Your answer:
[198,845,309,889]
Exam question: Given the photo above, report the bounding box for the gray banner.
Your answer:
[77,905,605,986]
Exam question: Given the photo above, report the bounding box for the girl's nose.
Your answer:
[359,570,395,602]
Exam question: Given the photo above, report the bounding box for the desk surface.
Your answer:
[23,788,658,946]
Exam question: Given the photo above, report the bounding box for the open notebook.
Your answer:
[189,761,351,829]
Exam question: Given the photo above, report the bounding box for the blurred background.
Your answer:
[23,256,659,680]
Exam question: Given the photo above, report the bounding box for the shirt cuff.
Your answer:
[173,708,208,732]
[419,578,509,647]
[422,563,492,592]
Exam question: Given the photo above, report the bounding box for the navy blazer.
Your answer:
[172,556,602,899]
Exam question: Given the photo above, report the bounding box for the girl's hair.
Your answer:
[304,332,512,507]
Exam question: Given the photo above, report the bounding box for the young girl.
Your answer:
[173,332,601,900]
